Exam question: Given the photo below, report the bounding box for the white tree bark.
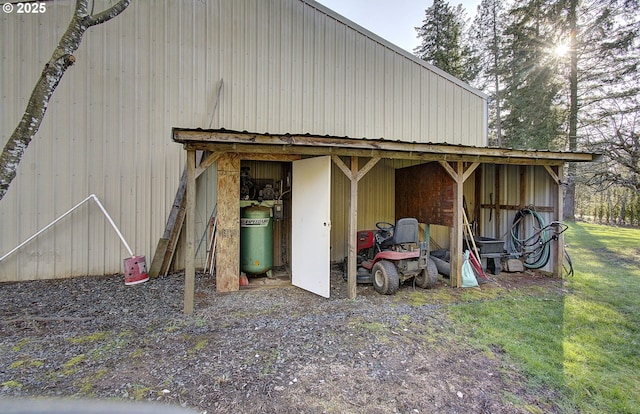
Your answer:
[0,0,131,202]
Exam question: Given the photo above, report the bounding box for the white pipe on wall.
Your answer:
[0,194,134,263]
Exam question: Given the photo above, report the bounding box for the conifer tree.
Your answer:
[469,0,508,146]
[500,0,565,150]
[415,0,479,83]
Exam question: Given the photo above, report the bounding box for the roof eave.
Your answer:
[172,128,599,164]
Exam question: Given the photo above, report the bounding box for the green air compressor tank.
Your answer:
[240,205,273,275]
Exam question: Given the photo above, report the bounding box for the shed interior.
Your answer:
[220,157,480,289]
[237,160,293,286]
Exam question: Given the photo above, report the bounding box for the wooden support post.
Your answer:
[332,155,380,299]
[474,165,482,231]
[150,152,204,279]
[348,157,359,300]
[452,161,464,287]
[550,164,565,278]
[184,150,196,314]
[494,165,501,236]
[519,165,526,209]
[439,161,471,288]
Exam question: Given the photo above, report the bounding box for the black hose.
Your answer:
[510,208,551,269]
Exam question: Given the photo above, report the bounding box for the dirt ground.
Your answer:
[0,267,563,413]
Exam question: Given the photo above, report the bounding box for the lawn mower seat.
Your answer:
[393,218,419,244]
[380,218,419,249]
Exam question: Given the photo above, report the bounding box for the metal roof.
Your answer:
[173,128,600,165]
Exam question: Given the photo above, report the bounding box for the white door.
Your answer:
[291,156,331,297]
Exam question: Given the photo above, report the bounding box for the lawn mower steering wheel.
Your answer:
[376,221,395,232]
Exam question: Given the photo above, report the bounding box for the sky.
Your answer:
[316,0,482,53]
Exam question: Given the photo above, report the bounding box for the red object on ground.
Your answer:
[239,275,249,286]
[468,250,489,281]
[123,256,149,285]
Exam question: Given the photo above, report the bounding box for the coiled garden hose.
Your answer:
[509,208,551,269]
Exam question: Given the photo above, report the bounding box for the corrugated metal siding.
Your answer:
[201,0,487,144]
[1,0,487,281]
[0,1,209,281]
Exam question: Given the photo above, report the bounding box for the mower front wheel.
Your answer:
[415,257,438,289]
[372,260,399,295]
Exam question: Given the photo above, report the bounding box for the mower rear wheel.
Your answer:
[372,260,399,295]
[415,258,438,289]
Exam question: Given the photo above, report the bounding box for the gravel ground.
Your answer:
[0,268,557,413]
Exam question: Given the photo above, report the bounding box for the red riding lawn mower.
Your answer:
[344,218,439,295]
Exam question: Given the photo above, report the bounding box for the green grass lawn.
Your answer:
[448,222,640,413]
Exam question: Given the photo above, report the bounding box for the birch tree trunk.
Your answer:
[0,0,131,202]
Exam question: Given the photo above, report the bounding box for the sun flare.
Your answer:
[554,42,570,57]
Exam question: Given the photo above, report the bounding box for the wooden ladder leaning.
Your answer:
[148,152,205,278]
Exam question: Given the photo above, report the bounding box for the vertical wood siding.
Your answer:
[1,0,487,281]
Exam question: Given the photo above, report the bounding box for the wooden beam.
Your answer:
[356,157,380,182]
[173,129,598,163]
[237,153,301,162]
[438,160,458,180]
[331,155,353,179]
[184,149,196,314]
[184,142,572,166]
[480,204,553,213]
[462,162,480,183]
[195,152,222,178]
[544,164,561,185]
